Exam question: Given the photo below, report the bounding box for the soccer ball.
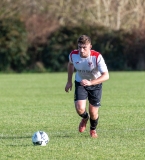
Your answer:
[32,131,49,146]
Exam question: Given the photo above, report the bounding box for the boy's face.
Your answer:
[78,43,92,58]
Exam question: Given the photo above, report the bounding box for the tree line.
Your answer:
[0,0,145,72]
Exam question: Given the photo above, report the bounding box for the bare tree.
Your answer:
[0,0,145,30]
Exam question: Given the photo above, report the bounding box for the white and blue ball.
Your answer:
[32,131,49,146]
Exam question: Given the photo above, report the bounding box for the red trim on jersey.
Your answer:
[70,50,79,62]
[90,50,100,58]
[70,50,100,63]
[90,50,100,65]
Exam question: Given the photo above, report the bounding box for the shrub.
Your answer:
[41,26,129,71]
[0,18,28,72]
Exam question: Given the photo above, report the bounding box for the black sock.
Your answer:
[79,111,89,119]
[90,117,99,130]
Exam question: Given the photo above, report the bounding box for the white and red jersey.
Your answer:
[69,50,108,82]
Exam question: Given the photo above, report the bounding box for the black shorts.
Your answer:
[74,81,102,107]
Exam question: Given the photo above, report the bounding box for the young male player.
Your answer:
[65,35,109,138]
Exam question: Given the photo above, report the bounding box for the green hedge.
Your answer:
[0,19,144,72]
[0,18,29,72]
[40,26,130,71]
[41,26,145,71]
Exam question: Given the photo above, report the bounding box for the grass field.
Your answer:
[0,72,145,160]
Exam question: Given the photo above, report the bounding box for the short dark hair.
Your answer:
[77,35,91,44]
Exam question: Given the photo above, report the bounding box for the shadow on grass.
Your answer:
[0,135,33,147]
[51,131,89,138]
[6,144,32,147]
[0,136,31,139]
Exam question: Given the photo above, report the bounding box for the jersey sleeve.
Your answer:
[97,54,108,73]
